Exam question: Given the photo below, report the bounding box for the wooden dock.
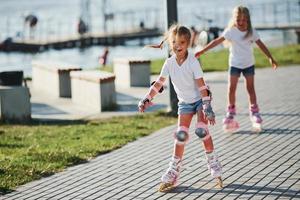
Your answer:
[0,28,163,52]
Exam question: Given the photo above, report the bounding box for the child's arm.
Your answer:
[138,76,166,112]
[255,39,278,69]
[195,36,225,58]
[195,78,216,125]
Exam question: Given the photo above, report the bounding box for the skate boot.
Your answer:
[158,156,181,192]
[250,104,263,132]
[206,152,223,188]
[222,105,239,133]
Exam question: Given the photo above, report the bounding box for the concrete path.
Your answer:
[1,66,300,199]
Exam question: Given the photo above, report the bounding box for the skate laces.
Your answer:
[225,105,236,119]
[164,168,178,181]
[250,105,259,113]
[252,112,261,118]
[208,157,221,170]
[225,112,234,119]
[206,153,222,177]
[250,105,262,122]
[162,157,181,183]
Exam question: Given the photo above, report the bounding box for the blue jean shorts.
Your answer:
[178,99,203,115]
[230,65,255,77]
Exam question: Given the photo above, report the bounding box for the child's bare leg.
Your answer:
[244,75,257,105]
[228,75,239,106]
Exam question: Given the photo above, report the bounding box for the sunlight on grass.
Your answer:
[0,112,177,193]
[151,44,300,74]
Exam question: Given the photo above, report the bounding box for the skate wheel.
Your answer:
[158,182,174,192]
[252,123,262,133]
[223,120,239,133]
[216,177,223,188]
[223,125,238,134]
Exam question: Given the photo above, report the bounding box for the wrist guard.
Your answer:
[203,99,215,120]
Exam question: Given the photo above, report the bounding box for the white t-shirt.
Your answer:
[160,52,204,103]
[222,27,260,69]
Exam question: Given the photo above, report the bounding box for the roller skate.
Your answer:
[206,152,223,188]
[222,105,239,133]
[158,156,181,192]
[250,104,263,133]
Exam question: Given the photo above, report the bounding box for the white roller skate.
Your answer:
[206,152,223,188]
[158,156,181,192]
[223,105,239,133]
[250,104,263,133]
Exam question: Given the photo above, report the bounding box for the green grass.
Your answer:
[0,112,177,193]
[150,44,300,74]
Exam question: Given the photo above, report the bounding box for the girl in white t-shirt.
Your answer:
[138,25,222,192]
[195,6,278,133]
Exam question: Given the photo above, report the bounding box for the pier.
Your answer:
[0,28,162,52]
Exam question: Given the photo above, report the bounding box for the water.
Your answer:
[0,0,299,77]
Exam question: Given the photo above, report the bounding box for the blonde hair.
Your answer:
[146,24,191,50]
[165,24,191,49]
[227,5,253,39]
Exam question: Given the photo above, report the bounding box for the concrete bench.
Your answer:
[32,60,82,98]
[70,70,116,112]
[113,58,151,87]
[0,86,31,122]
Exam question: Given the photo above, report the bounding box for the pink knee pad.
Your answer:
[195,122,210,141]
[174,126,189,145]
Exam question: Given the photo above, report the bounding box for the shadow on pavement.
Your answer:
[31,103,68,115]
[167,183,299,199]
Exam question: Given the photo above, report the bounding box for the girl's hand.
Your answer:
[269,58,278,69]
[144,40,165,49]
[144,44,163,49]
[195,50,204,58]
[138,98,153,112]
[206,115,216,125]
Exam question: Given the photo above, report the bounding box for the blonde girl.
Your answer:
[195,6,278,132]
[139,24,222,192]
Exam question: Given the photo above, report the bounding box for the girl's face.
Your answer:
[235,14,248,31]
[172,35,189,58]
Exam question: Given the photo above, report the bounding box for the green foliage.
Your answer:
[150,44,300,74]
[0,112,177,192]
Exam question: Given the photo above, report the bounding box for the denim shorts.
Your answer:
[178,99,203,115]
[230,65,255,77]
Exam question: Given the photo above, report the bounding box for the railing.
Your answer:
[182,0,300,30]
[1,1,299,43]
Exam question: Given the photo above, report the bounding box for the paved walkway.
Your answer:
[1,66,300,199]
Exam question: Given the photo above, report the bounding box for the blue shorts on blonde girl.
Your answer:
[178,99,203,115]
[229,65,255,77]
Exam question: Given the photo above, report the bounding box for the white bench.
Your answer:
[32,60,82,98]
[70,70,116,112]
[0,86,31,122]
[113,58,151,87]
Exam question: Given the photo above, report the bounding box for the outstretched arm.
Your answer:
[256,39,278,69]
[195,36,225,58]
